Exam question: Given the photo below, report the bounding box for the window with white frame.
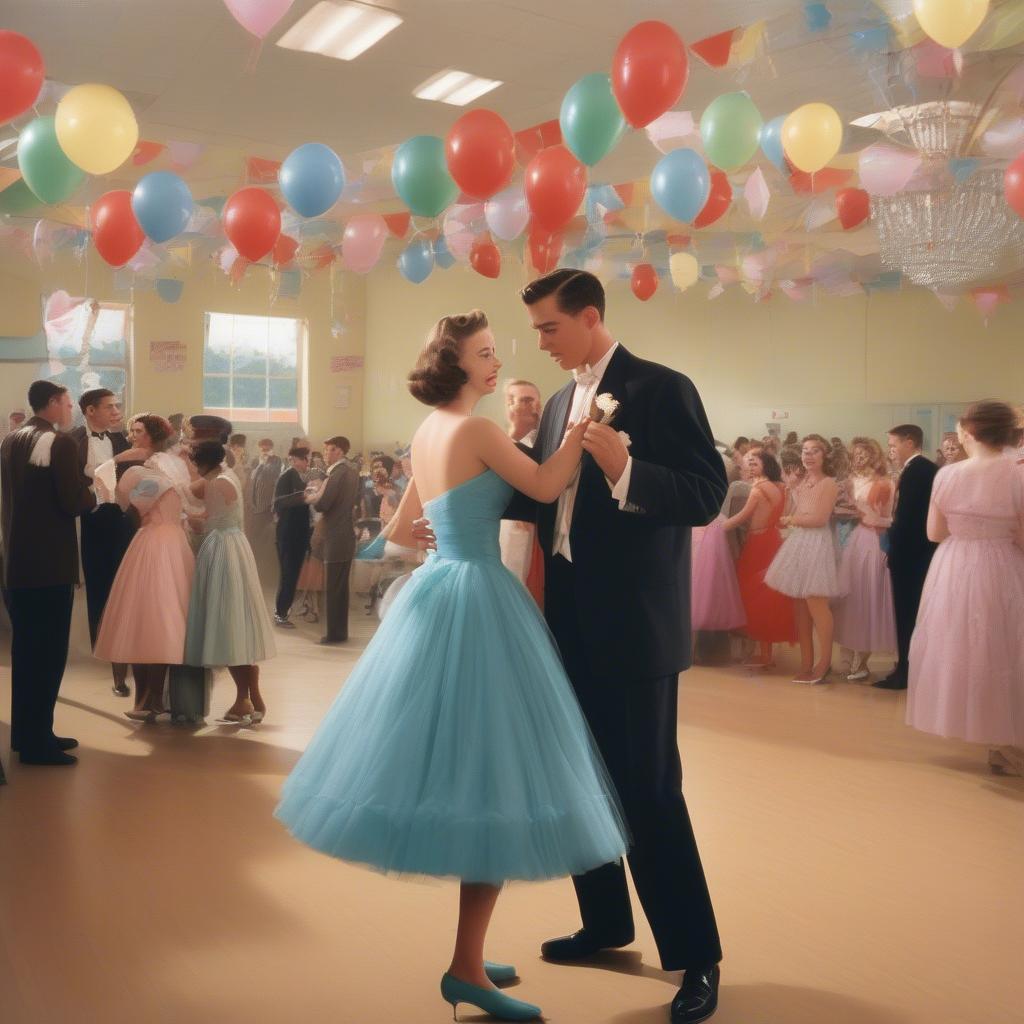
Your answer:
[203,312,304,423]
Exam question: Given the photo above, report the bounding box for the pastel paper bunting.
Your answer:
[744,167,770,220]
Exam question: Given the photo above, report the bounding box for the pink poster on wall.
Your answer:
[150,340,186,373]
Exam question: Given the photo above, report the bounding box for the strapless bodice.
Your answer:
[423,470,512,563]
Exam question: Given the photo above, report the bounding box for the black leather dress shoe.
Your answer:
[873,674,908,690]
[540,928,634,961]
[12,736,78,753]
[112,682,131,697]
[671,964,719,1024]
[318,638,346,645]
[19,749,78,766]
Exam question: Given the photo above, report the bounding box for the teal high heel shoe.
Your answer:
[440,973,541,1021]
[485,961,518,984]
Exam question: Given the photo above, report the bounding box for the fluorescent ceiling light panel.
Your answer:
[277,1,402,61]
[414,69,502,106]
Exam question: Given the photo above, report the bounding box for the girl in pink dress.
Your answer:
[94,415,195,722]
[833,438,897,681]
[907,401,1024,776]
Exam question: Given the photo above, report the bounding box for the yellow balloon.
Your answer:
[669,252,699,291]
[781,103,843,174]
[913,0,989,49]
[55,84,139,175]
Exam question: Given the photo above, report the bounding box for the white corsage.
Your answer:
[593,393,619,423]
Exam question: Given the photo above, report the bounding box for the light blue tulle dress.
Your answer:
[184,473,276,667]
[275,469,629,884]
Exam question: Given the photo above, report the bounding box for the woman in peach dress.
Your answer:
[94,414,195,721]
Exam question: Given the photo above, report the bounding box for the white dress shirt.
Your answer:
[85,432,114,481]
[553,342,634,562]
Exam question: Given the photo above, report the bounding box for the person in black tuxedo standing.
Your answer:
[69,388,135,696]
[1,381,95,765]
[876,423,938,690]
[273,445,312,627]
[452,270,727,1023]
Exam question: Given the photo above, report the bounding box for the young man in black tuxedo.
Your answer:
[877,424,938,690]
[70,388,134,695]
[273,446,312,627]
[490,270,727,1022]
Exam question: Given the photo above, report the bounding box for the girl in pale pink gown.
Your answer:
[907,401,1024,776]
[94,415,195,721]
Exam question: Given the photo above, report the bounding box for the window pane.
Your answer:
[89,309,127,364]
[268,320,298,373]
[233,376,267,409]
[269,377,297,410]
[203,375,229,409]
[232,333,267,376]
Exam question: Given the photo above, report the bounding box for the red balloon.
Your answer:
[612,21,689,129]
[525,146,587,233]
[693,170,732,229]
[446,110,516,200]
[470,237,501,279]
[223,187,281,262]
[273,234,299,266]
[0,31,45,126]
[528,227,563,274]
[92,191,145,268]
[631,263,659,301]
[836,187,870,230]
[1005,154,1024,220]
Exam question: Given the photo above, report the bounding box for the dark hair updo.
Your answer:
[408,310,488,406]
[191,440,225,475]
[959,400,1023,450]
[134,413,174,451]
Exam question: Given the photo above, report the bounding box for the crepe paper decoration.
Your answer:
[383,212,411,238]
[731,22,766,65]
[715,265,740,285]
[780,280,811,301]
[303,242,335,270]
[949,158,980,183]
[613,183,635,207]
[246,156,281,184]
[933,291,958,311]
[132,141,165,167]
[858,144,922,196]
[690,29,736,68]
[912,39,961,80]
[0,166,22,191]
[278,268,302,299]
[865,272,902,292]
[645,111,697,154]
[167,141,203,170]
[788,167,853,194]
[666,233,691,247]
[805,3,832,32]
[804,197,837,230]
[981,118,1024,159]
[744,167,770,220]
[156,278,184,303]
[514,120,562,166]
[971,285,1009,321]
[229,255,250,285]
[707,283,725,300]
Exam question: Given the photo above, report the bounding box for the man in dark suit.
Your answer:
[1,381,95,766]
[310,435,360,645]
[876,424,939,690]
[247,437,282,578]
[69,388,134,696]
[502,270,727,1023]
[273,445,312,627]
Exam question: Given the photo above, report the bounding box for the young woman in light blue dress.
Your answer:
[275,311,628,1021]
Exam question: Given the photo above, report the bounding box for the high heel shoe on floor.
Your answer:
[440,973,541,1021]
[217,712,253,726]
[249,711,265,725]
[124,709,157,723]
[484,961,518,984]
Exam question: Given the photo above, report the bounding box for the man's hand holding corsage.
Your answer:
[583,393,630,485]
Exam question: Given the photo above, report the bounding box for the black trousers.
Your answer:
[5,585,74,754]
[890,557,933,680]
[323,560,352,641]
[81,506,134,646]
[545,556,722,972]
[275,529,309,619]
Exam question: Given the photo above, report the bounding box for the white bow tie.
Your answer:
[573,366,599,387]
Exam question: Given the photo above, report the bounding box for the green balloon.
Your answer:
[391,135,458,218]
[699,92,764,172]
[0,178,42,215]
[17,116,87,205]
[560,73,626,167]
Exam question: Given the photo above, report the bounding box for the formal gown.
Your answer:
[184,473,276,667]
[94,454,194,665]
[690,515,746,631]
[766,479,841,598]
[735,496,796,643]
[275,469,630,884]
[907,456,1024,745]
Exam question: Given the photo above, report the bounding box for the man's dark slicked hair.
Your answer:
[889,423,924,450]
[520,269,606,321]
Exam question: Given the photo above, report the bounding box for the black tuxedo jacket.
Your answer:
[507,345,727,681]
[274,467,311,544]
[887,454,939,574]
[69,424,131,467]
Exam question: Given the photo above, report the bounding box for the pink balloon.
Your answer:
[858,144,921,197]
[484,186,530,241]
[443,203,485,261]
[341,214,387,274]
[222,0,296,39]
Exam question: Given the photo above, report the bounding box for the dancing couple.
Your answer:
[276,270,727,1022]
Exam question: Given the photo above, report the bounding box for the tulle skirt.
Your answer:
[184,527,276,668]
[765,526,841,599]
[275,553,630,884]
[833,525,896,653]
[691,517,746,631]
[908,537,1024,745]
[736,528,796,643]
[94,523,194,665]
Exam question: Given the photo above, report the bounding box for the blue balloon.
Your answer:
[155,278,184,303]
[650,149,710,223]
[851,25,890,52]
[131,172,193,244]
[433,235,455,269]
[759,115,788,173]
[398,239,434,284]
[279,143,345,218]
